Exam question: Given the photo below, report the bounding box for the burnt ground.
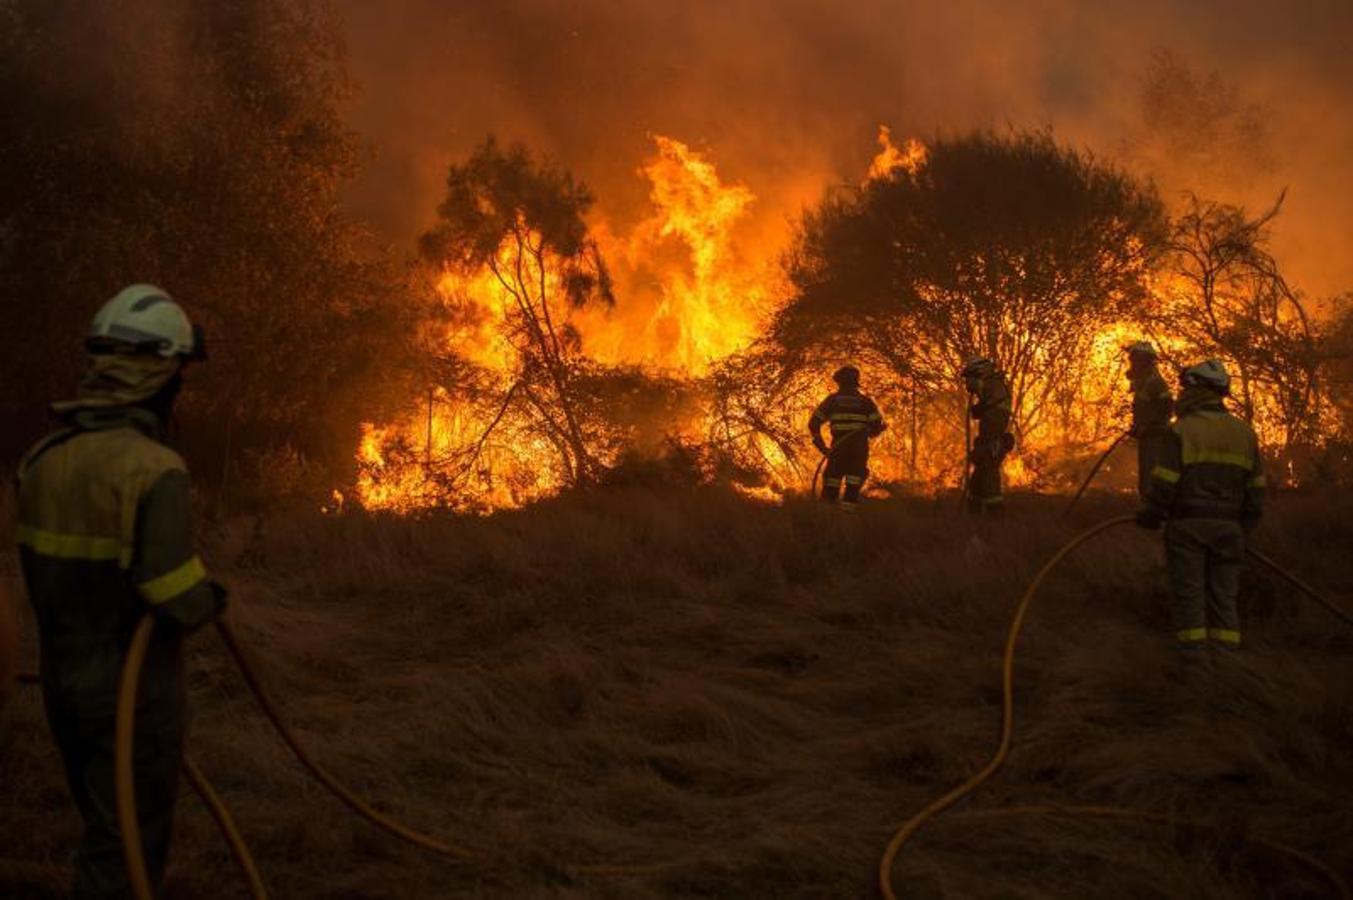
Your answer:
[3,488,1352,898]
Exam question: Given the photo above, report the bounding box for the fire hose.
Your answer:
[878,515,1353,900]
[1060,431,1129,521]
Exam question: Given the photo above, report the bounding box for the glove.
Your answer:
[812,437,829,457]
[1135,507,1166,531]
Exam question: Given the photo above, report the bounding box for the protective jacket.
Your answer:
[1144,387,1265,525]
[17,403,222,896]
[970,374,1012,455]
[1128,366,1173,500]
[809,390,885,447]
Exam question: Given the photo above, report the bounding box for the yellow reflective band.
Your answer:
[867,413,882,421]
[831,424,865,432]
[1181,449,1254,468]
[1208,628,1241,645]
[1151,466,1180,484]
[17,524,130,567]
[978,495,1005,505]
[1248,475,1266,488]
[138,556,208,605]
[824,477,842,487]
[842,476,863,485]
[1176,628,1207,643]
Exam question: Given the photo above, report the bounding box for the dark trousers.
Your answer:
[45,689,183,898]
[966,441,1004,514]
[1163,518,1245,648]
[1135,431,1167,501]
[822,434,869,508]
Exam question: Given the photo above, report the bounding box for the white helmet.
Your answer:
[1181,359,1230,395]
[87,284,204,359]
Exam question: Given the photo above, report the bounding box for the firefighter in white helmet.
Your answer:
[15,284,225,897]
[1137,360,1264,653]
[1125,341,1174,500]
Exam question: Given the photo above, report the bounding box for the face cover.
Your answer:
[51,353,182,415]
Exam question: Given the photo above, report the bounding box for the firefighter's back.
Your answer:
[1171,408,1260,519]
[17,420,187,717]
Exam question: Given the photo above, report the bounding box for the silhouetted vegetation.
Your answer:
[0,0,415,480]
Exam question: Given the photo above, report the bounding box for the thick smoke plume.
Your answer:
[337,0,1353,300]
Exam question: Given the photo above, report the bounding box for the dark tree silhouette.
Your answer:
[776,130,1168,441]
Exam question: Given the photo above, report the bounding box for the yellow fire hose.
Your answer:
[181,757,267,899]
[115,618,268,899]
[1060,431,1129,521]
[877,515,1352,900]
[212,620,478,863]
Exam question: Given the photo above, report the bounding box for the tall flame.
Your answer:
[577,136,774,374]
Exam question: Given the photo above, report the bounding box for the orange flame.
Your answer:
[867,126,928,181]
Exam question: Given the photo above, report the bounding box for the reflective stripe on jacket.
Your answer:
[1145,390,1265,522]
[809,390,885,446]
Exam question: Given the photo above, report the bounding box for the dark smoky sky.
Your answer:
[335,0,1353,298]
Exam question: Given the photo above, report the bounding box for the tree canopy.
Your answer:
[778,130,1168,436]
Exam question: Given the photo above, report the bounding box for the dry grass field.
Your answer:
[3,487,1352,898]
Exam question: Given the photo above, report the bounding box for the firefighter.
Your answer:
[1125,341,1174,500]
[808,366,886,510]
[1136,360,1264,652]
[15,284,226,898]
[961,357,1013,515]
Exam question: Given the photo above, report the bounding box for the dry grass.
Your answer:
[3,486,1352,898]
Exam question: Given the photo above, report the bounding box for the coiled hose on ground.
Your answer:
[877,515,1352,900]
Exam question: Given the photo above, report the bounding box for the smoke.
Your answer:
[335,0,1353,300]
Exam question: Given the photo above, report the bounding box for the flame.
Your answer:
[577,136,774,374]
[867,126,928,181]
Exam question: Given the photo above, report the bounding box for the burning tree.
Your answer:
[769,130,1168,482]
[1150,192,1321,454]
[415,138,615,493]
